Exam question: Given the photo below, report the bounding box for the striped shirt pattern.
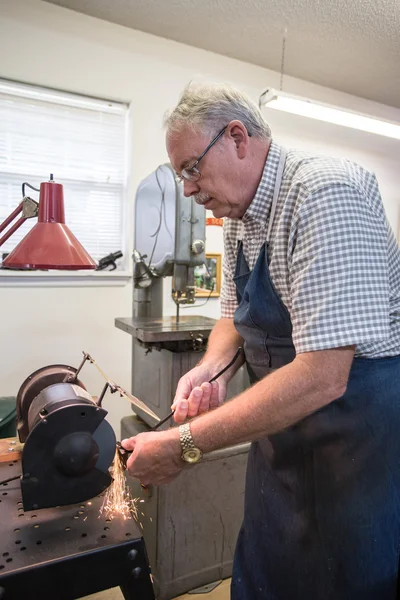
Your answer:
[221,141,400,357]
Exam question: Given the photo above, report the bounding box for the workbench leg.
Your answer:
[120,571,155,600]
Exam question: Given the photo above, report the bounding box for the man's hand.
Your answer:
[172,363,227,424]
[170,317,243,423]
[122,430,183,486]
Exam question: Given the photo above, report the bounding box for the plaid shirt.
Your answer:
[221,141,400,357]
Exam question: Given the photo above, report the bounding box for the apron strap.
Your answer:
[266,148,287,243]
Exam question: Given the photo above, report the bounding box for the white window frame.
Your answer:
[0,79,132,287]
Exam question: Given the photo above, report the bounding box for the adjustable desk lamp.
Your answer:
[0,174,96,270]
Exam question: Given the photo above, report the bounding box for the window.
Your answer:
[0,79,128,270]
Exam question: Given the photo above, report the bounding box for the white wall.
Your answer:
[0,0,399,433]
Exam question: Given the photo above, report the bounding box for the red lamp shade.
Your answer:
[3,180,96,270]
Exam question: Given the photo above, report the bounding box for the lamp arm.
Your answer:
[0,197,39,248]
[0,216,26,247]
[0,201,23,236]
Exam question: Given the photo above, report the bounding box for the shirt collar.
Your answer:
[242,140,282,225]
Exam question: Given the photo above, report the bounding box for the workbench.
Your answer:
[0,453,155,599]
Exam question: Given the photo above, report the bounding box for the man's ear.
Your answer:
[227,120,249,159]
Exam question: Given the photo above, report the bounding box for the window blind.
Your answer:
[0,80,128,264]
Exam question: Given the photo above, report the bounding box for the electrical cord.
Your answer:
[21,182,40,197]
[147,167,165,268]
[180,259,215,308]
[146,165,174,270]
[181,284,214,308]
[132,166,173,286]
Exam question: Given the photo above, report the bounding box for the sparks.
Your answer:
[99,449,138,521]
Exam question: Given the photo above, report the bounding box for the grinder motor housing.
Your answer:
[16,364,116,511]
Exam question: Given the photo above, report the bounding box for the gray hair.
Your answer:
[164,82,272,140]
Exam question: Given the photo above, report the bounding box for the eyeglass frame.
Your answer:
[176,125,228,183]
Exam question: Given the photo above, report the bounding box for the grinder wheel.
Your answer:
[21,399,116,511]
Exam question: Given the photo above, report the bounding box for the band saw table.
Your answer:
[0,441,154,600]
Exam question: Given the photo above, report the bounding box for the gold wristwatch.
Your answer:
[178,423,203,464]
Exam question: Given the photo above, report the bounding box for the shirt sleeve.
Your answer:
[289,181,390,354]
[220,220,239,318]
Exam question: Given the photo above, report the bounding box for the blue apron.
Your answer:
[231,149,400,599]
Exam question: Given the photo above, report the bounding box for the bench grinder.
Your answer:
[16,360,116,511]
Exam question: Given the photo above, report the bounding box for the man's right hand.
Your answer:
[171,363,228,423]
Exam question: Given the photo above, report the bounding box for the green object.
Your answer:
[0,397,17,438]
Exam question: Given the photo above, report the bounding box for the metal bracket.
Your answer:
[190,332,204,352]
[21,197,39,219]
[62,352,91,384]
[188,580,223,594]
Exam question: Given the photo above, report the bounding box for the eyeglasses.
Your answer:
[176,126,227,183]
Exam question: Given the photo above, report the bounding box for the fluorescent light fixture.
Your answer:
[259,88,400,140]
[0,79,126,114]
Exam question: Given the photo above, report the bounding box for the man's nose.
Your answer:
[183,179,200,197]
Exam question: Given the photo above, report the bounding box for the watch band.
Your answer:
[179,422,195,452]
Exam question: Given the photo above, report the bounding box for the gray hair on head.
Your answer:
[164,82,272,141]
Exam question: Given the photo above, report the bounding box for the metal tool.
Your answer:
[83,352,161,423]
[116,441,131,469]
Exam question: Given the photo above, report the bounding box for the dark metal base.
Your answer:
[0,461,154,600]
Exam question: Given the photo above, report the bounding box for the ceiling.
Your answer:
[44,0,400,109]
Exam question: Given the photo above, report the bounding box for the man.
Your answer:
[122,82,400,599]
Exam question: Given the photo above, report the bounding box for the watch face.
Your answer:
[182,447,202,464]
